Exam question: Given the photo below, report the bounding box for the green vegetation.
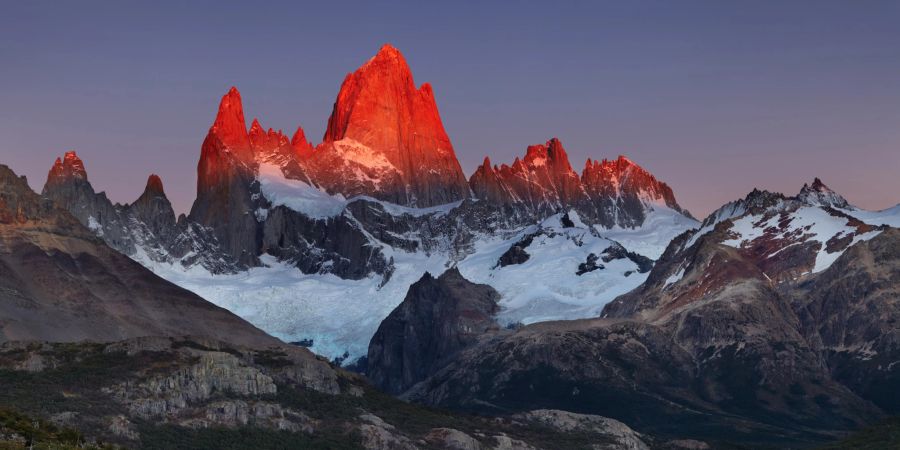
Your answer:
[275,376,614,450]
[0,408,115,450]
[0,343,646,449]
[137,424,359,450]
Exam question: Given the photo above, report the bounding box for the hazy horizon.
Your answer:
[2,1,898,217]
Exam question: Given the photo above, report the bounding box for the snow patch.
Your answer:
[332,138,396,171]
[86,216,104,236]
[458,215,649,325]
[258,163,346,219]
[845,204,900,228]
[600,206,699,259]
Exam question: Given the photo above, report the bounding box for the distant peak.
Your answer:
[291,125,314,157]
[145,174,165,195]
[797,177,849,209]
[800,177,832,194]
[291,126,307,146]
[45,151,88,188]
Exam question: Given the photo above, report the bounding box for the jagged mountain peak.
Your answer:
[797,177,850,209]
[291,125,314,158]
[248,117,290,154]
[43,151,89,193]
[209,86,250,153]
[583,154,646,177]
[581,152,686,219]
[1,164,54,224]
[312,44,470,207]
[522,138,576,172]
[144,174,165,195]
[324,44,420,145]
[249,117,264,133]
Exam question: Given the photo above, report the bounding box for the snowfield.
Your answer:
[139,250,450,362]
[134,207,696,363]
[843,204,900,228]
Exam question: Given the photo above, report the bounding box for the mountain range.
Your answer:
[2,43,898,448]
[39,44,701,362]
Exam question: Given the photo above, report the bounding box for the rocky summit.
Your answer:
[314,43,471,207]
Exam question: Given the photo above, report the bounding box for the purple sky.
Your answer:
[1,1,898,218]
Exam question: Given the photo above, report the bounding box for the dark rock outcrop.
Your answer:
[495,232,539,268]
[576,253,603,275]
[791,228,900,414]
[130,174,176,240]
[367,268,500,394]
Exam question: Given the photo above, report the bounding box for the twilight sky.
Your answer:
[1,1,898,217]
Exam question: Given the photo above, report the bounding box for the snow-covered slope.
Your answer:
[841,204,900,228]
[458,212,671,325]
[137,251,448,362]
[677,181,890,282]
[131,200,696,362]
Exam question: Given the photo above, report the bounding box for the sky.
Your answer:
[1,1,898,218]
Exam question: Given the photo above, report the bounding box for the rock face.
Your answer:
[791,228,900,415]
[130,174,176,240]
[112,351,278,419]
[189,87,263,268]
[470,139,585,212]
[0,164,278,348]
[312,44,470,208]
[580,155,686,227]
[367,268,500,394]
[514,410,649,450]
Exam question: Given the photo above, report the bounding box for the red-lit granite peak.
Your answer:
[44,151,88,189]
[312,44,470,207]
